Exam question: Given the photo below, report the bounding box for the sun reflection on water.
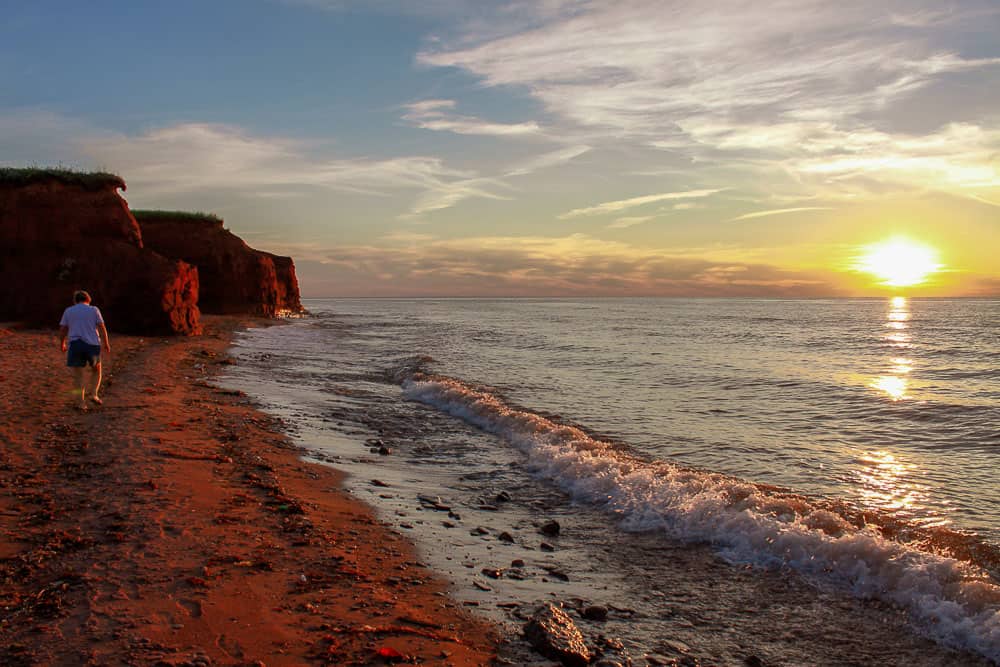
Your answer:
[857,451,911,509]
[869,297,913,400]
[852,450,948,528]
[890,357,912,374]
[870,376,907,400]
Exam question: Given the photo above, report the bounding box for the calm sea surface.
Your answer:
[223,298,1000,662]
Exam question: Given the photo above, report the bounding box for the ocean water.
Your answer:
[222,298,1000,664]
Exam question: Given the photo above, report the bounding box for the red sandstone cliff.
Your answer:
[0,171,202,335]
[133,211,304,317]
[266,253,303,314]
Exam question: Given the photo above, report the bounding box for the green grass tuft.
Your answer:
[0,167,125,191]
[132,209,222,223]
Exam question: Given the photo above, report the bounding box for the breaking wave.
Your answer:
[400,371,1000,662]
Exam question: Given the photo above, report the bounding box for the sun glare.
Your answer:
[855,238,942,287]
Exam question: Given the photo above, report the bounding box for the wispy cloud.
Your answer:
[288,233,845,297]
[76,123,475,196]
[728,207,833,222]
[559,188,721,219]
[3,114,599,221]
[403,177,510,218]
[65,121,518,219]
[403,99,542,136]
[504,144,591,177]
[420,2,1000,132]
[608,215,654,229]
[784,123,1000,197]
[969,195,1000,208]
[417,1,1000,203]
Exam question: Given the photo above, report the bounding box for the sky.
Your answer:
[2,0,998,297]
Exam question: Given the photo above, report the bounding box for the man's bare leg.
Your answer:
[87,362,103,404]
[72,367,87,410]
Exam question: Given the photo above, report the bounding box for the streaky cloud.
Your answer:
[403,99,542,136]
[728,207,833,222]
[505,144,591,177]
[559,188,722,219]
[608,215,655,229]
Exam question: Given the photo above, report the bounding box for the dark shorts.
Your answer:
[67,340,101,368]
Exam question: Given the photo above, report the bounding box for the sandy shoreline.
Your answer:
[0,317,496,665]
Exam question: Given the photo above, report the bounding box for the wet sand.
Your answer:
[0,318,496,666]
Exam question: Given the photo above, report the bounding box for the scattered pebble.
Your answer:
[539,519,561,537]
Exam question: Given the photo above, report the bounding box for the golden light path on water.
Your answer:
[870,296,911,401]
[854,297,951,529]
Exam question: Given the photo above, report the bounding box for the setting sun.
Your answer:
[855,238,942,287]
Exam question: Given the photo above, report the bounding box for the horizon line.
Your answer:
[298,294,999,300]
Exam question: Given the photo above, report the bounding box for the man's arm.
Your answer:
[59,325,69,352]
[98,322,111,352]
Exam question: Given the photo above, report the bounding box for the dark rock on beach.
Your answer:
[592,635,632,666]
[540,519,561,537]
[583,605,609,621]
[523,603,591,667]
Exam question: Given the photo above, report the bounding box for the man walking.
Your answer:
[59,290,111,410]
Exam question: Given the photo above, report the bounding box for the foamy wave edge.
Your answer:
[401,374,1000,662]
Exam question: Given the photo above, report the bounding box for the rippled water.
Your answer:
[223,297,1000,663]
[289,297,998,538]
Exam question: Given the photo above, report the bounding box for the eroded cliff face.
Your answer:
[135,214,304,317]
[263,252,304,314]
[0,180,202,335]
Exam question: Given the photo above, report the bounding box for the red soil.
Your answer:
[0,318,496,665]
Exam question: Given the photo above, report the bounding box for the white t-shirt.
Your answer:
[60,303,104,346]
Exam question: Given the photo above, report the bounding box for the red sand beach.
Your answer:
[0,317,496,666]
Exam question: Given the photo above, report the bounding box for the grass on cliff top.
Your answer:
[0,167,125,191]
[132,209,222,223]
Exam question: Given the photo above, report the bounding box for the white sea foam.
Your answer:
[402,374,1000,662]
